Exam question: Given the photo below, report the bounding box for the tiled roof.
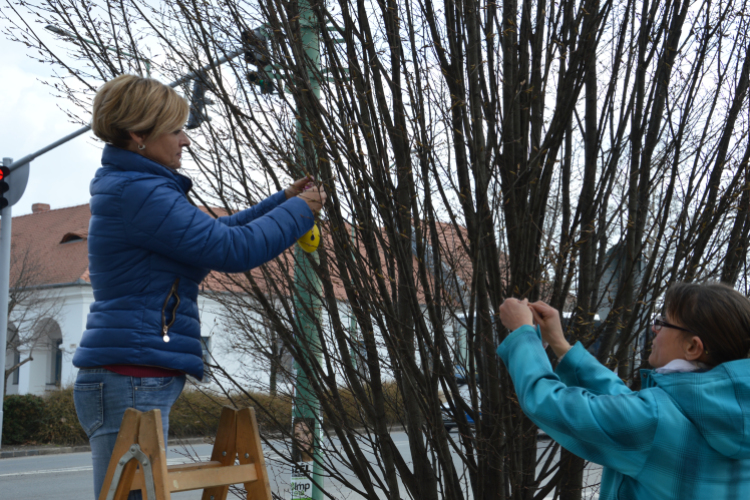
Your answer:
[7,205,474,306]
[6,204,92,287]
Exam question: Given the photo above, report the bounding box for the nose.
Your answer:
[180,131,191,147]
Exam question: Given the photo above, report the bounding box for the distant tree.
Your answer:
[4,243,63,393]
[3,0,748,497]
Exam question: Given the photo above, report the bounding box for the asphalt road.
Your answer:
[0,432,601,500]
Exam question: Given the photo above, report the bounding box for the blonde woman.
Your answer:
[72,74,326,500]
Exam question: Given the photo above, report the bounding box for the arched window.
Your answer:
[37,318,63,387]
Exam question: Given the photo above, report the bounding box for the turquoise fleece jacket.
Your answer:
[497,325,750,499]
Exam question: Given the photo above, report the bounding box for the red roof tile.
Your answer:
[6,204,92,287]
[7,205,474,306]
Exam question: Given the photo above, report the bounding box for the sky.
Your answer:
[0,31,104,217]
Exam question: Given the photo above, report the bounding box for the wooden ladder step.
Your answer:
[132,462,259,493]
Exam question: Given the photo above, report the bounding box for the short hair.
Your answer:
[91,74,189,148]
[665,282,750,366]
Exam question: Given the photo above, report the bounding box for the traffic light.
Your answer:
[242,28,270,66]
[247,72,275,94]
[186,73,210,130]
[0,167,9,210]
[242,27,276,94]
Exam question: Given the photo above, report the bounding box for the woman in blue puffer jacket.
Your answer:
[498,282,750,499]
[72,74,327,500]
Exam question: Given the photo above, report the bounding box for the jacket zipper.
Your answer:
[161,278,181,342]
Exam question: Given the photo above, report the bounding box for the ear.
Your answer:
[683,335,705,362]
[128,131,147,148]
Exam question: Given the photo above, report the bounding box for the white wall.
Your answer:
[5,284,457,396]
[5,285,236,395]
[5,283,91,396]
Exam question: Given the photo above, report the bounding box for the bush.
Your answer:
[4,384,402,446]
[169,387,293,438]
[169,388,227,438]
[2,394,47,445]
[37,387,88,446]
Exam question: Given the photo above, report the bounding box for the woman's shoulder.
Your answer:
[92,164,178,197]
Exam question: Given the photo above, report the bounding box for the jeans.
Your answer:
[74,369,186,500]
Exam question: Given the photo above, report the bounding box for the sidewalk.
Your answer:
[0,436,211,459]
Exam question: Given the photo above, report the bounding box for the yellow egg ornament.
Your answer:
[297,224,320,253]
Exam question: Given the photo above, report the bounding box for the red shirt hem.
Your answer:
[103,364,183,378]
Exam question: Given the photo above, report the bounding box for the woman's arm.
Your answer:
[121,179,314,272]
[219,176,324,227]
[497,325,656,477]
[217,191,289,227]
[555,342,633,396]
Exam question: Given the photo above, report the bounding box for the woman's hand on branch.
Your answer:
[299,184,327,215]
[499,298,534,332]
[285,175,315,199]
[529,301,571,358]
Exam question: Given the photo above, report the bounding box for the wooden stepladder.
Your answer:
[99,406,272,500]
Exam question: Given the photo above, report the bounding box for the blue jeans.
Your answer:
[74,369,186,500]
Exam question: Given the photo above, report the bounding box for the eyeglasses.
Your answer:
[652,315,694,335]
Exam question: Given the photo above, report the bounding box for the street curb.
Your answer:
[0,437,210,459]
[0,445,92,459]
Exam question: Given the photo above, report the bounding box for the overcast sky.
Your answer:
[1,32,106,216]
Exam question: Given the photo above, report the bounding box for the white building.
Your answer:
[3,203,248,395]
[3,203,469,396]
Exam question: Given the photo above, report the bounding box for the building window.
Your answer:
[12,351,20,385]
[53,339,63,386]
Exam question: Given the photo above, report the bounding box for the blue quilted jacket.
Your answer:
[72,145,314,379]
[497,325,750,499]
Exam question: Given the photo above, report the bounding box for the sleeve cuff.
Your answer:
[496,324,542,360]
[554,341,588,386]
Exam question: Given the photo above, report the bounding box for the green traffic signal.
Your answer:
[248,72,275,94]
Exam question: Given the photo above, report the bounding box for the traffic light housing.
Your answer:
[186,74,210,130]
[242,28,270,66]
[0,167,9,210]
[242,27,276,94]
[247,72,275,94]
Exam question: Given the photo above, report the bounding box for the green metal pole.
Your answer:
[291,0,323,498]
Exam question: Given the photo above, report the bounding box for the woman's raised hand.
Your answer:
[529,301,571,358]
[285,175,315,199]
[299,184,327,215]
[499,298,534,332]
[285,175,328,215]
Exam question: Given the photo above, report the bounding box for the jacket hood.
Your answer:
[100,144,193,194]
[642,359,750,459]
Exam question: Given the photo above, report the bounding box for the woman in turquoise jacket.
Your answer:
[497,282,750,499]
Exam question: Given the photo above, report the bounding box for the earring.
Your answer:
[138,144,146,150]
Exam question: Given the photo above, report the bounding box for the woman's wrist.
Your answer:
[549,339,572,359]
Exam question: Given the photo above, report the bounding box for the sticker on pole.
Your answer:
[290,417,315,499]
[290,463,314,499]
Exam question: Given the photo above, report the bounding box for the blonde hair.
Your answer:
[91,74,189,147]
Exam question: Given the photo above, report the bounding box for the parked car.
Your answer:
[441,373,478,432]
[442,400,476,431]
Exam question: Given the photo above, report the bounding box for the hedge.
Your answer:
[2,382,404,446]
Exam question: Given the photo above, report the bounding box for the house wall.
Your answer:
[5,284,92,396]
[5,285,235,396]
[5,285,460,397]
